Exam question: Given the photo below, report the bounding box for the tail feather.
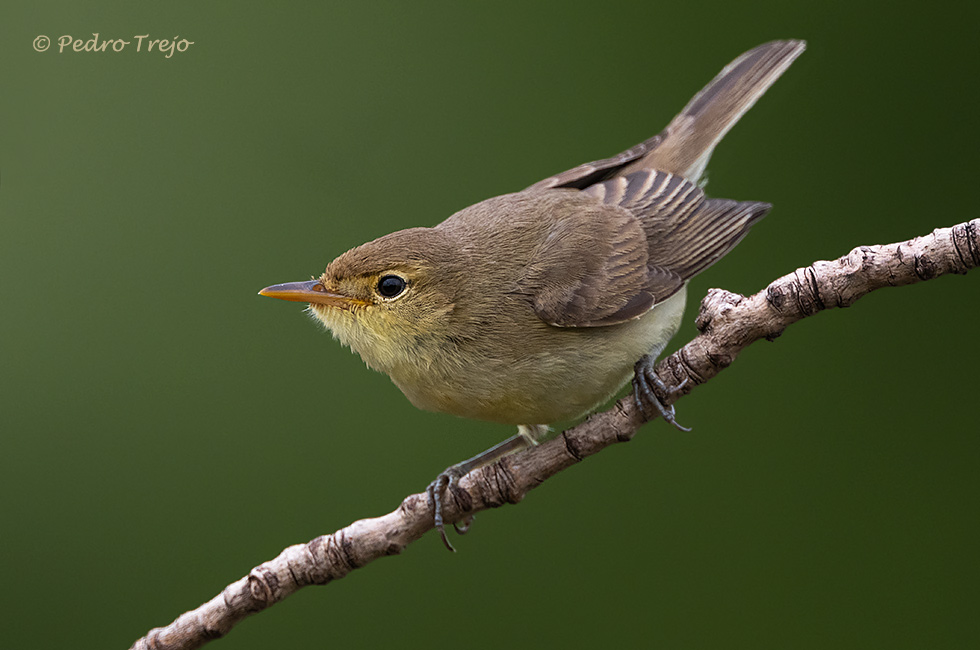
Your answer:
[526,40,805,192]
[622,40,805,181]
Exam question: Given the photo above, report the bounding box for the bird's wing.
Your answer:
[525,170,768,328]
[524,134,664,192]
[587,169,770,282]
[520,204,658,328]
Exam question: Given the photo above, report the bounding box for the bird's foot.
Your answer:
[424,432,536,551]
[632,354,691,431]
[426,464,474,552]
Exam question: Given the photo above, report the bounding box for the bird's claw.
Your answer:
[426,465,472,552]
[632,354,692,431]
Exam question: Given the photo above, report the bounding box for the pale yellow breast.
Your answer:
[389,288,687,425]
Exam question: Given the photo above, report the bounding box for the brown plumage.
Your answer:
[260,40,805,546]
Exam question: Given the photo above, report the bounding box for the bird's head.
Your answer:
[259,227,465,374]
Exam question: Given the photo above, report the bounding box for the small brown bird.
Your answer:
[261,40,805,549]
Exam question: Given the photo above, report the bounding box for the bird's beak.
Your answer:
[258,280,366,308]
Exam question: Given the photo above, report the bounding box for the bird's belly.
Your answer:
[391,289,687,425]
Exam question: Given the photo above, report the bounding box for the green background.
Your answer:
[2,2,977,648]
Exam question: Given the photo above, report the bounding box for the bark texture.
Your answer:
[131,219,978,650]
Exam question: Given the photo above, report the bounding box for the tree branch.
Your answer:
[130,219,979,650]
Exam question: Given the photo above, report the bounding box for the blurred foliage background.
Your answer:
[1,2,977,648]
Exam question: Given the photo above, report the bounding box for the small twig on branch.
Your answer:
[130,219,979,650]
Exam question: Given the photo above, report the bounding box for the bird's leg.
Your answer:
[427,424,549,551]
[632,354,691,431]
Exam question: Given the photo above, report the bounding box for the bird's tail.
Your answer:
[623,39,806,181]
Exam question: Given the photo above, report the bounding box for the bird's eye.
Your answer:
[376,274,407,298]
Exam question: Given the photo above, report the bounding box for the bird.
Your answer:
[260,39,805,550]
